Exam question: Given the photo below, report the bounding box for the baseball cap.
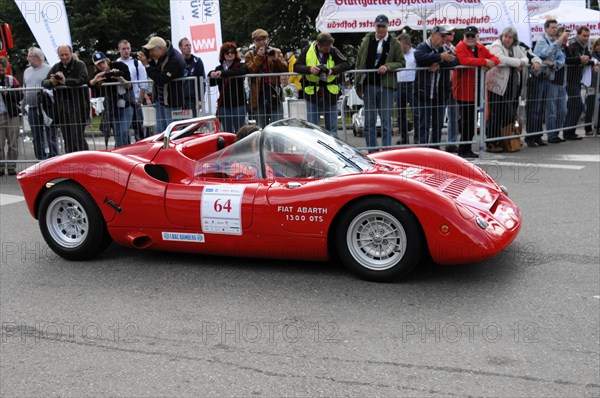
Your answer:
[445,25,456,32]
[464,26,479,35]
[92,51,108,65]
[143,36,167,50]
[431,25,449,35]
[252,29,269,40]
[374,15,389,26]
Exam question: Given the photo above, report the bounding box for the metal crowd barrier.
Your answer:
[2,63,599,167]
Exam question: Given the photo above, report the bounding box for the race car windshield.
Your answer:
[262,119,375,177]
[194,119,374,180]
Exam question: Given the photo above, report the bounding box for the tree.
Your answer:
[3,0,170,79]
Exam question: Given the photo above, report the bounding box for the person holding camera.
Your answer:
[137,36,185,133]
[42,45,90,153]
[89,52,133,148]
[245,29,289,128]
[294,32,350,138]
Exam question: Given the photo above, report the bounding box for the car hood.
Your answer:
[382,163,501,212]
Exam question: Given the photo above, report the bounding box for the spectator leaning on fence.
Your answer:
[22,47,58,159]
[586,38,600,135]
[486,27,532,153]
[413,25,457,148]
[453,25,500,159]
[208,42,248,134]
[442,26,460,152]
[42,45,90,153]
[0,56,22,176]
[137,36,185,133]
[294,32,351,138]
[563,26,592,140]
[395,33,416,145]
[89,51,134,148]
[117,39,150,141]
[355,14,405,151]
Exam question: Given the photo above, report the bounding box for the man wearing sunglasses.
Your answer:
[453,26,500,158]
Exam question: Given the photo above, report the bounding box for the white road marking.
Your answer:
[474,161,585,170]
[594,295,600,300]
[554,154,600,163]
[0,193,25,206]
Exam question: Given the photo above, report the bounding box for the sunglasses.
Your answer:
[465,33,476,38]
[225,51,236,55]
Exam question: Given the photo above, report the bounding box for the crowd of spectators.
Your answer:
[1,16,599,172]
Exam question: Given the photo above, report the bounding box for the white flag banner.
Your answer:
[170,0,223,115]
[15,0,72,65]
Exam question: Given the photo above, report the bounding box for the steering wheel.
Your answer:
[300,150,318,178]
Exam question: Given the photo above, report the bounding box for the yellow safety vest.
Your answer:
[304,43,340,96]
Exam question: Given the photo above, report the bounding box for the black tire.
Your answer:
[38,182,112,261]
[335,197,423,282]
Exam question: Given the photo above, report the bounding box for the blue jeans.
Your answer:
[396,82,414,144]
[363,85,395,151]
[545,83,567,139]
[27,107,58,159]
[219,105,247,133]
[446,98,459,143]
[256,95,283,128]
[526,76,549,140]
[155,103,181,133]
[564,83,584,136]
[414,93,445,144]
[112,106,134,148]
[307,97,338,137]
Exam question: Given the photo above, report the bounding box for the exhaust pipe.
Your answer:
[126,233,153,249]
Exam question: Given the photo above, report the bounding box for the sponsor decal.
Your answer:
[190,24,217,53]
[162,232,205,242]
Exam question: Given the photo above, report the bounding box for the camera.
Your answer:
[104,70,125,79]
[318,65,329,82]
[133,48,150,59]
[266,47,276,57]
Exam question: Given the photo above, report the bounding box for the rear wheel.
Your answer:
[38,182,112,260]
[335,197,423,282]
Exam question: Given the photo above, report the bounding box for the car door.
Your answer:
[164,178,260,233]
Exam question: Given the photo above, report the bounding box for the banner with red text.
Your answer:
[170,0,223,114]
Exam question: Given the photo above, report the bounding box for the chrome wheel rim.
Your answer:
[346,210,407,271]
[46,196,89,248]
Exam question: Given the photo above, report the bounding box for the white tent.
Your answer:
[315,0,597,44]
[528,3,600,41]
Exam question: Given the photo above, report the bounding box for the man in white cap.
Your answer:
[137,36,185,132]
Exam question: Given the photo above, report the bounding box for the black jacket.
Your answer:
[146,41,185,107]
[565,38,592,86]
[208,60,247,109]
[42,58,90,123]
[90,61,133,114]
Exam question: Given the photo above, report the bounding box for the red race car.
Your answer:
[18,117,521,281]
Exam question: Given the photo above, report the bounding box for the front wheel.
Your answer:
[335,197,423,282]
[38,182,112,260]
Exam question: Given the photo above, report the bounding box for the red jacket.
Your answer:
[452,41,500,102]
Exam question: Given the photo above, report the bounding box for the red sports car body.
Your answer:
[18,117,521,281]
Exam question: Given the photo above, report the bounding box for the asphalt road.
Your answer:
[1,136,599,397]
